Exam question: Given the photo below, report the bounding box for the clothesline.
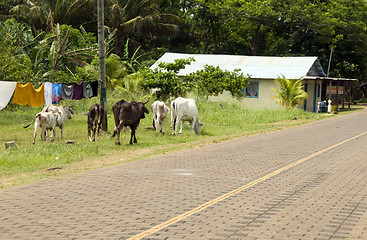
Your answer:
[0,81,99,111]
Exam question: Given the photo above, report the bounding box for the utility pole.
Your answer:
[327,46,334,77]
[97,0,107,131]
[327,47,334,114]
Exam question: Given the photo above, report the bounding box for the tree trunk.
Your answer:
[97,0,107,131]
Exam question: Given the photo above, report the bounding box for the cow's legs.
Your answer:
[153,114,157,130]
[92,123,97,141]
[88,124,93,141]
[60,126,64,139]
[96,122,101,140]
[33,124,38,145]
[50,128,56,142]
[170,114,175,130]
[162,118,166,134]
[115,121,124,145]
[155,118,160,135]
[179,120,184,134]
[190,118,197,134]
[174,116,180,135]
[130,127,137,144]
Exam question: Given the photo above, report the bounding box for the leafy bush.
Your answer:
[186,65,250,99]
[141,58,195,101]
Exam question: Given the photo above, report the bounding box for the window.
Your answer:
[243,81,259,98]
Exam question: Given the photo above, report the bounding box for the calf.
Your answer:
[151,101,170,135]
[42,105,74,139]
[86,104,106,141]
[111,99,149,145]
[24,112,60,144]
[171,97,203,135]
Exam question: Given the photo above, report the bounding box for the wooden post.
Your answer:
[348,81,351,108]
[97,0,107,131]
[328,79,332,101]
[342,81,345,109]
[336,81,339,112]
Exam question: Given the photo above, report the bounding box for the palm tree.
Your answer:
[115,72,149,101]
[5,0,47,35]
[272,75,308,109]
[6,0,97,33]
[108,0,182,54]
[121,38,151,73]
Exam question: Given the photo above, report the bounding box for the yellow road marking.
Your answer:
[128,131,367,240]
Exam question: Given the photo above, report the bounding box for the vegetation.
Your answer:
[0,0,366,85]
[142,58,195,101]
[186,65,250,100]
[272,75,308,109]
[1,95,351,188]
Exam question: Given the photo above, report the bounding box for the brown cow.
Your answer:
[86,104,106,141]
[111,99,149,145]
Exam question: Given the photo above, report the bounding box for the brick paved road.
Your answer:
[1,108,367,240]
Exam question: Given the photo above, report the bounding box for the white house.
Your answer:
[150,53,355,112]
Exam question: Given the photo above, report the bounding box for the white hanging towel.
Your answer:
[43,82,53,106]
[0,81,17,110]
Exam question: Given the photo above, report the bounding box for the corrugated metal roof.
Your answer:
[150,53,326,79]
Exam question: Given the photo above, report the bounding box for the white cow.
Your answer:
[24,112,61,144]
[151,101,170,135]
[170,97,203,135]
[42,105,74,139]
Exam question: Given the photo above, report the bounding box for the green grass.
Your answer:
[1,96,362,188]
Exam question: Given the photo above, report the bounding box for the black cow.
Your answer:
[86,104,106,141]
[111,98,149,145]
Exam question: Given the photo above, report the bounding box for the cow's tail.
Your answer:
[172,101,176,111]
[24,113,40,128]
[170,101,176,130]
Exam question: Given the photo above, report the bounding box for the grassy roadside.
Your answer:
[1,97,363,188]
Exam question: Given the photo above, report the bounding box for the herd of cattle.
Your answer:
[25,97,204,145]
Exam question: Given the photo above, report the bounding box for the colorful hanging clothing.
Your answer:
[43,82,53,106]
[12,82,45,107]
[52,83,62,104]
[61,83,74,99]
[83,82,93,98]
[73,82,84,100]
[0,81,17,110]
[91,81,99,97]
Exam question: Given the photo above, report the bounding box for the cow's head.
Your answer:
[194,121,204,134]
[138,98,150,119]
[64,106,74,119]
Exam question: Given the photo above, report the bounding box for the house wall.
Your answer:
[300,79,322,112]
[205,78,321,112]
[207,79,282,109]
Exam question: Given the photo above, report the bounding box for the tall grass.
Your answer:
[0,96,341,188]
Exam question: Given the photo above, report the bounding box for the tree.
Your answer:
[31,23,96,82]
[121,38,151,73]
[115,72,149,101]
[185,65,249,100]
[108,0,182,54]
[141,58,194,101]
[182,0,367,82]
[4,0,97,33]
[272,75,308,109]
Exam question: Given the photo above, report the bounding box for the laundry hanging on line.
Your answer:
[52,83,62,104]
[12,82,45,107]
[0,81,17,111]
[43,82,52,106]
[1,81,99,110]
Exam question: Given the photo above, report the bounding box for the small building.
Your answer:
[150,53,355,112]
